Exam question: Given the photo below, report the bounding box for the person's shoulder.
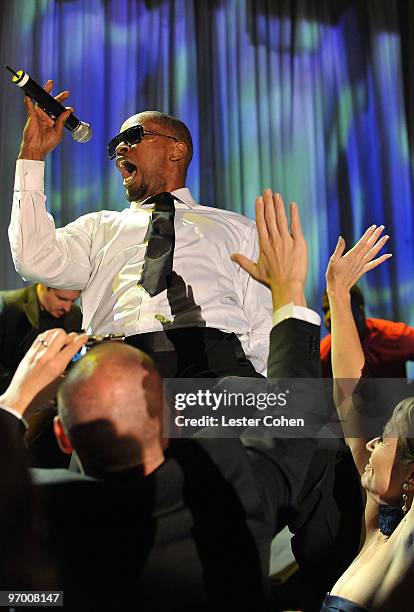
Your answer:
[70,209,128,229]
[175,188,256,229]
[194,202,255,226]
[90,207,141,226]
[366,317,406,334]
[0,285,32,310]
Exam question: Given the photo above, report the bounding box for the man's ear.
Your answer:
[53,415,73,455]
[169,141,187,162]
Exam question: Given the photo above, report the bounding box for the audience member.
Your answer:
[322,227,414,611]
[0,408,57,592]
[0,283,81,469]
[321,285,414,378]
[0,191,344,611]
[0,283,81,392]
[9,83,272,378]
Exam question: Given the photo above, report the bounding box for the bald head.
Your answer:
[57,343,165,477]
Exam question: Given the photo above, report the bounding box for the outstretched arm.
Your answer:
[233,190,325,524]
[326,225,391,474]
[10,80,93,288]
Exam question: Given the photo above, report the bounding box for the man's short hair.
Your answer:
[138,111,193,166]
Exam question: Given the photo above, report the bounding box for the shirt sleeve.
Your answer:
[239,225,273,375]
[238,225,321,376]
[9,160,95,290]
[272,303,321,327]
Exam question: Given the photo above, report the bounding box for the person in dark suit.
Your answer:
[0,192,348,611]
[0,283,82,392]
[0,410,58,594]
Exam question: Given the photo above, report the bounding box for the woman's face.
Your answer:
[361,436,409,504]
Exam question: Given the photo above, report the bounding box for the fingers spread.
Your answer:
[364,234,389,262]
[330,236,346,261]
[364,253,392,272]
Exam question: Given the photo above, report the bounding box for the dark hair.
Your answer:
[349,285,365,308]
[138,110,193,168]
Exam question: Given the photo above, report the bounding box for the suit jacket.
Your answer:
[0,406,26,439]
[0,285,82,391]
[6,318,339,611]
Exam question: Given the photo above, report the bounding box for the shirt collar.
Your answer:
[130,187,197,210]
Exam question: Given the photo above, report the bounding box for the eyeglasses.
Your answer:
[107,124,178,159]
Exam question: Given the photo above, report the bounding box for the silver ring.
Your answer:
[38,336,49,347]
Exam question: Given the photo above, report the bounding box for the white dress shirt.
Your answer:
[10,160,275,373]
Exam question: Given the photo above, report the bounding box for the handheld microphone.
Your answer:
[5,65,92,143]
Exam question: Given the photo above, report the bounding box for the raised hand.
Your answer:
[18,80,73,161]
[231,188,308,308]
[326,225,392,295]
[0,328,88,417]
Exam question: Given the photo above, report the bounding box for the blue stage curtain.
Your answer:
[0,0,413,338]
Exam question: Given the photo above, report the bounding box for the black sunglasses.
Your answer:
[107,124,177,159]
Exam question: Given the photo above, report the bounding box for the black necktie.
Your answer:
[139,192,175,296]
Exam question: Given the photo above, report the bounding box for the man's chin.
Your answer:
[124,181,148,203]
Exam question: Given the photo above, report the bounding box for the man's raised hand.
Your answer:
[231,189,308,308]
[18,80,73,161]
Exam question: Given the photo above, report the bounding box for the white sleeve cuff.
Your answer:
[14,159,45,191]
[0,405,28,429]
[272,302,321,327]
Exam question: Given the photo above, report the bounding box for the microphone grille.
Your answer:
[72,122,92,143]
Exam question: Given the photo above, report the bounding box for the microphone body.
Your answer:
[8,68,91,143]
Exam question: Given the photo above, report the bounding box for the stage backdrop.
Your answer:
[0,0,413,339]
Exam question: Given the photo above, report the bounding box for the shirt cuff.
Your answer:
[0,405,28,429]
[14,159,45,191]
[272,302,321,327]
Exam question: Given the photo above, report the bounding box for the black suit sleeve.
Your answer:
[0,407,27,442]
[244,317,325,533]
[267,318,321,379]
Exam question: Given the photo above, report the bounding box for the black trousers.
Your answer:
[125,327,263,378]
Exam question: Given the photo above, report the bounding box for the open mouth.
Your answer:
[117,159,137,186]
